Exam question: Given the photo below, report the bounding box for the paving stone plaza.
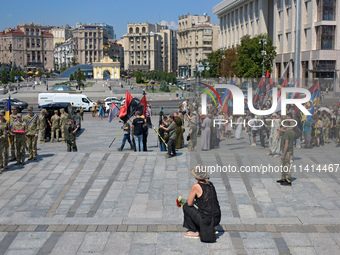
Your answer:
[0,110,339,255]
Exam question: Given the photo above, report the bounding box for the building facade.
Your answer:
[108,40,124,69]
[0,23,54,71]
[213,0,340,90]
[123,22,177,73]
[54,38,74,70]
[72,24,109,65]
[50,26,72,47]
[76,22,115,40]
[177,14,219,77]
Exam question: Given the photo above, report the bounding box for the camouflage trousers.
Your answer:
[51,127,60,142]
[188,139,197,152]
[280,151,292,183]
[26,135,37,158]
[15,138,26,164]
[9,135,16,158]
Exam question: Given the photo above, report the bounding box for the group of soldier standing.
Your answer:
[0,105,78,174]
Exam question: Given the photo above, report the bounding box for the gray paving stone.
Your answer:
[78,232,110,253]
[49,232,86,255]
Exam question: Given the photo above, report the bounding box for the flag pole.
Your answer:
[108,128,123,148]
[152,125,168,147]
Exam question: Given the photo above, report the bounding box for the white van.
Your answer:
[38,93,96,111]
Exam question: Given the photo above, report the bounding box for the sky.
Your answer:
[0,0,222,39]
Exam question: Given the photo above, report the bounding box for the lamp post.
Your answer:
[259,38,267,77]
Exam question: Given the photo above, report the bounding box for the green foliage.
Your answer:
[159,80,170,92]
[73,67,86,85]
[71,57,79,67]
[69,73,74,81]
[1,71,8,84]
[234,34,276,78]
[221,47,238,78]
[201,49,225,78]
[60,63,67,73]
[135,71,143,84]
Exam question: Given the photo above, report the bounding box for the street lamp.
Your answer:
[259,38,267,77]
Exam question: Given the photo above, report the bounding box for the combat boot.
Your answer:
[28,156,33,160]
[10,157,16,162]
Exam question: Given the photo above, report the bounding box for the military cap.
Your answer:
[12,106,17,110]
[0,111,4,116]
[54,110,58,114]
[17,113,22,117]
[40,109,45,113]
[28,105,33,110]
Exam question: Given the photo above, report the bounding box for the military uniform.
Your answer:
[38,110,47,143]
[336,118,340,144]
[0,114,6,172]
[0,112,10,169]
[24,106,39,160]
[64,122,78,152]
[322,116,330,143]
[12,113,26,165]
[79,107,84,121]
[51,110,61,142]
[280,128,295,185]
[9,107,18,160]
[60,109,69,143]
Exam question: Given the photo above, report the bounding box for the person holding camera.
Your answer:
[64,119,79,152]
[160,115,176,157]
[118,121,133,151]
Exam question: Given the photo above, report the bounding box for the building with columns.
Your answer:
[213,0,340,91]
[54,38,74,70]
[50,26,72,47]
[123,22,177,73]
[177,14,219,77]
[0,23,54,71]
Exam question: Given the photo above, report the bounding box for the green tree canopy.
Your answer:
[221,47,238,78]
[233,34,276,78]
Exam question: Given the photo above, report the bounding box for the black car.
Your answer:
[40,102,81,140]
[0,98,28,112]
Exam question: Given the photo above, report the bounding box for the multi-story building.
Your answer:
[123,22,177,73]
[76,22,115,40]
[0,23,54,71]
[72,24,109,65]
[213,0,340,90]
[177,14,219,77]
[50,26,72,47]
[108,40,124,69]
[54,38,74,70]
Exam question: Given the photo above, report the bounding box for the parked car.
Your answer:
[40,102,81,141]
[0,98,28,112]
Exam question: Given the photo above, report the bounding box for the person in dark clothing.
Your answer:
[142,121,148,151]
[131,111,145,151]
[64,119,79,152]
[160,115,176,157]
[182,165,221,239]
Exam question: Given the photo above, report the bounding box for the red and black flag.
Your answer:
[119,91,142,123]
[139,95,152,127]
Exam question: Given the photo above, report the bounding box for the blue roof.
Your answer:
[59,65,93,78]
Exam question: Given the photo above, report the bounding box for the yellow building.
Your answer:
[93,56,120,79]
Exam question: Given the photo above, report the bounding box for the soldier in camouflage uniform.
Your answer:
[39,110,47,143]
[50,110,61,142]
[12,113,26,165]
[64,119,79,152]
[0,111,10,169]
[0,112,7,173]
[60,108,69,143]
[24,106,39,160]
[9,106,18,161]
[322,113,331,144]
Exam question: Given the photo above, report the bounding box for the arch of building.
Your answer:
[92,56,120,80]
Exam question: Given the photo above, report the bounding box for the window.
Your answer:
[36,29,39,36]
[94,32,96,37]
[203,29,212,34]
[285,0,292,8]
[317,0,336,21]
[31,29,34,36]
[82,98,89,103]
[85,32,88,37]
[278,0,283,11]
[250,2,254,20]
[317,25,335,49]
[255,0,259,19]
[244,5,248,22]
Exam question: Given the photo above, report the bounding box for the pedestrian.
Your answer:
[60,108,69,143]
[50,110,60,142]
[79,106,84,121]
[9,106,18,161]
[12,113,26,165]
[98,104,105,120]
[268,113,281,156]
[201,114,211,151]
[182,165,221,241]
[64,119,79,152]
[92,104,96,117]
[0,111,9,169]
[38,109,47,143]
[142,117,148,151]
[226,115,232,139]
[277,123,295,186]
[117,121,133,151]
[0,112,7,173]
[235,115,243,140]
[160,115,176,157]
[23,106,39,160]
[315,116,323,147]
[322,113,330,144]
[187,118,197,152]
[158,115,168,152]
[131,111,145,151]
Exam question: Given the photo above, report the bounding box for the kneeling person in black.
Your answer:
[64,119,79,152]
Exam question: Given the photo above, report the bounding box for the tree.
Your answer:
[69,74,74,81]
[74,68,86,86]
[71,57,79,67]
[135,71,142,84]
[233,34,276,78]
[60,63,67,73]
[202,49,225,78]
[220,47,238,78]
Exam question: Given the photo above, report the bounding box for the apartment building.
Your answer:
[72,24,108,65]
[0,23,54,71]
[177,14,219,77]
[50,26,72,47]
[76,22,115,40]
[123,22,177,73]
[213,0,340,90]
[108,39,124,69]
[54,38,74,70]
